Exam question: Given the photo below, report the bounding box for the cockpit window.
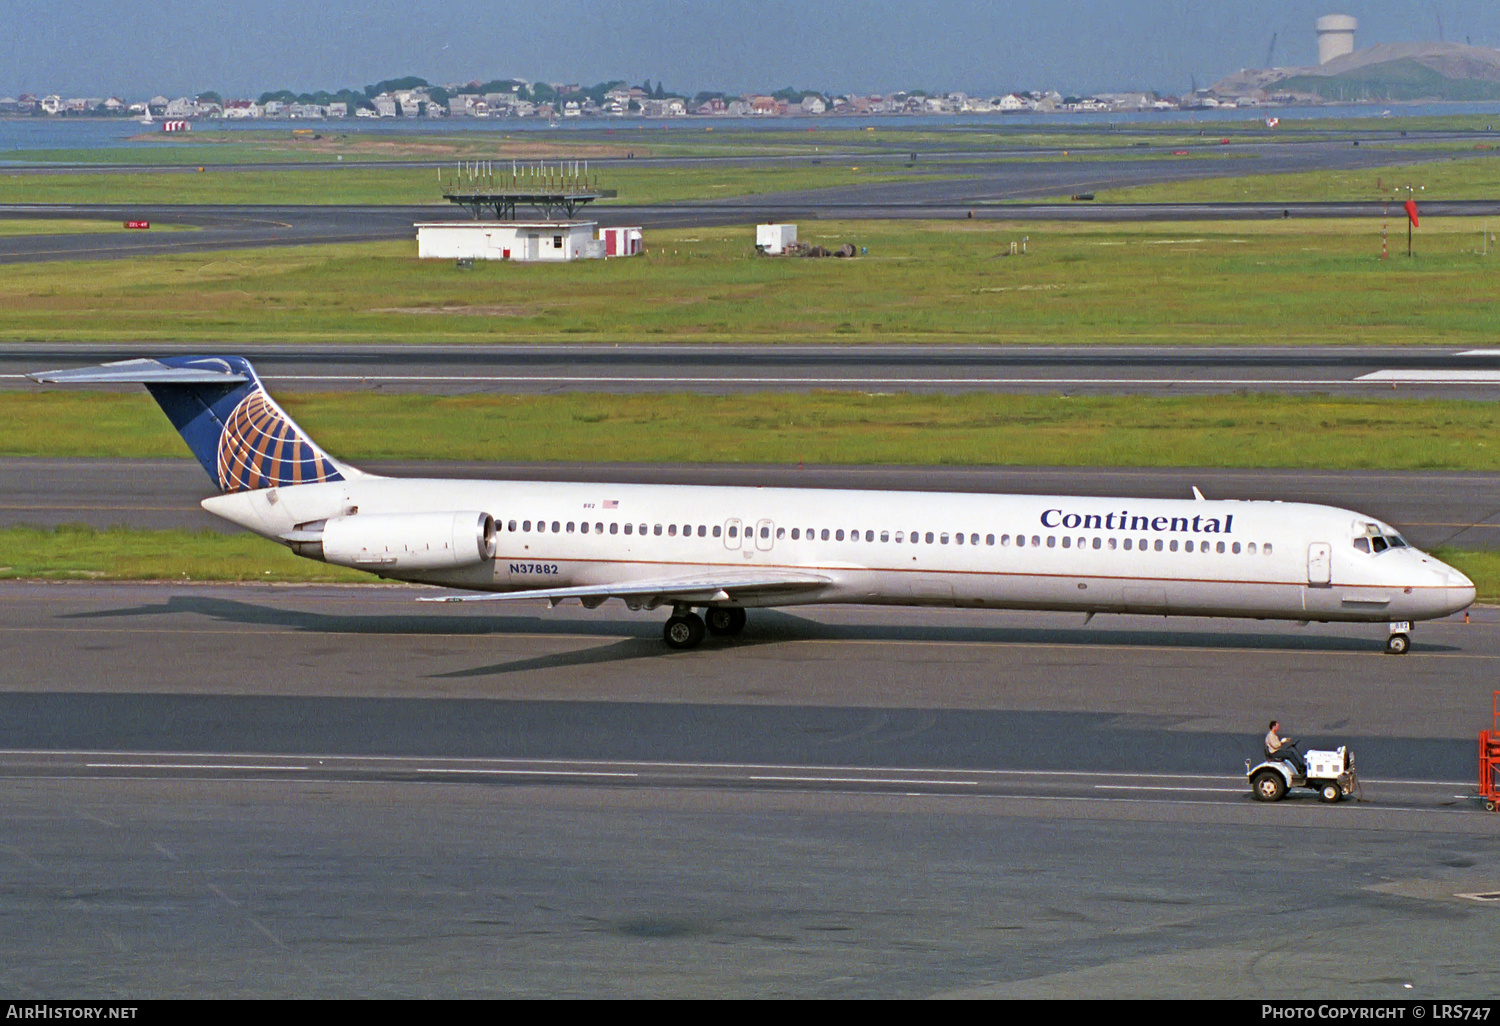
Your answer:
[1388,534,1407,548]
[1371,536,1388,553]
[1353,538,1369,553]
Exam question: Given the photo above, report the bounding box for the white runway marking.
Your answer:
[1358,370,1500,382]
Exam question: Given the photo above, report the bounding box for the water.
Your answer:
[5,100,1500,156]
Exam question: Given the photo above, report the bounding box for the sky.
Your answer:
[6,0,1500,100]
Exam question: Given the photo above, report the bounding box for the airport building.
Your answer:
[414,221,641,261]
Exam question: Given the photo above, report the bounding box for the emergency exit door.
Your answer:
[1307,542,1332,586]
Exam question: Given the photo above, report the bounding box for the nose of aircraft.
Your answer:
[1431,558,1476,616]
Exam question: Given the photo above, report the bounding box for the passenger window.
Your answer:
[729,526,738,538]
[1232,542,1241,554]
[610,523,618,535]
[698,525,706,537]
[791,528,800,540]
[654,524,663,536]
[624,523,633,535]
[1264,543,1273,555]
[925,532,934,544]
[1062,537,1071,548]
[508,520,517,532]
[1016,535,1025,547]
[639,524,646,535]
[1154,539,1163,551]
[1046,536,1055,548]
[1185,540,1194,552]
[986,534,995,546]
[1032,536,1041,547]
[881,531,889,542]
[822,529,831,541]
[1169,540,1178,552]
[777,527,785,539]
[523,520,532,532]
[567,522,575,533]
[761,526,770,539]
[712,525,721,538]
[955,533,964,545]
[552,522,560,533]
[1123,538,1132,550]
[866,530,874,542]
[596,523,604,534]
[1216,541,1225,554]
[895,531,905,542]
[836,530,845,541]
[667,525,676,536]
[1001,534,1010,546]
[941,533,950,545]
[1092,537,1101,550]
[1248,542,1257,554]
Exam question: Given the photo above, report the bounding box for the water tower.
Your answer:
[1316,14,1358,65]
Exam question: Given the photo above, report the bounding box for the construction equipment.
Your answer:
[1479,691,1500,811]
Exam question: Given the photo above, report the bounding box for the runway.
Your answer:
[9,344,1500,398]
[0,131,1494,262]
[0,581,1496,997]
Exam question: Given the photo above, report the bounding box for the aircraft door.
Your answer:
[755,519,774,551]
[1307,542,1332,586]
[723,518,742,550]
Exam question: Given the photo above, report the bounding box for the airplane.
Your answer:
[28,355,1476,654]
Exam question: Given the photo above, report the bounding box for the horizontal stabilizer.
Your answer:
[418,570,832,608]
[27,357,250,385]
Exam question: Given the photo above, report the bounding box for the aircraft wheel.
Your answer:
[1386,632,1411,655]
[704,607,747,636]
[1319,782,1342,803]
[664,613,706,650]
[1252,770,1286,802]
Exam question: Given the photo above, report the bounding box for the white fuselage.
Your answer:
[203,475,1476,624]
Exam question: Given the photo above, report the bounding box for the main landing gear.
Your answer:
[663,606,746,649]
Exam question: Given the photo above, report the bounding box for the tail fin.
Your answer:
[28,355,356,493]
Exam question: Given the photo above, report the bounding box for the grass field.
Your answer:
[1098,153,1500,202]
[8,389,1500,471]
[0,219,194,236]
[0,217,1494,346]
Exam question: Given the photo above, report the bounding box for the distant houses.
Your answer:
[0,80,1222,121]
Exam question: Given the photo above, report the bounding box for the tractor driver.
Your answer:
[1265,720,1307,778]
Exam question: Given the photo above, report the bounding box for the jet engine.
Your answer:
[291,511,497,570]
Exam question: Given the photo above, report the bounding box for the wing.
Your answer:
[417,569,833,609]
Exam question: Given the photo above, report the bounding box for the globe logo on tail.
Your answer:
[215,389,340,493]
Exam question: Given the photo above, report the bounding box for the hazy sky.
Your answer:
[6,1,1500,99]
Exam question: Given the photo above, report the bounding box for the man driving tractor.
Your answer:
[1265,720,1307,778]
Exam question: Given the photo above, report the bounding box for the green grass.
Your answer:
[9,390,1500,471]
[0,219,195,236]
[0,524,364,582]
[0,163,937,206]
[0,218,1496,346]
[2,524,1496,599]
[1098,153,1500,203]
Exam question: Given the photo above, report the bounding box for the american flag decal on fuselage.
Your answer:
[215,388,342,493]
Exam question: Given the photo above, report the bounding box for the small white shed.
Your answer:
[756,223,797,254]
[415,221,604,261]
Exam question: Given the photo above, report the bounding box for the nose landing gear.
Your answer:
[1386,621,1412,655]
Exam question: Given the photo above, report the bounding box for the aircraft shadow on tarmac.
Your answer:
[59,595,1447,678]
